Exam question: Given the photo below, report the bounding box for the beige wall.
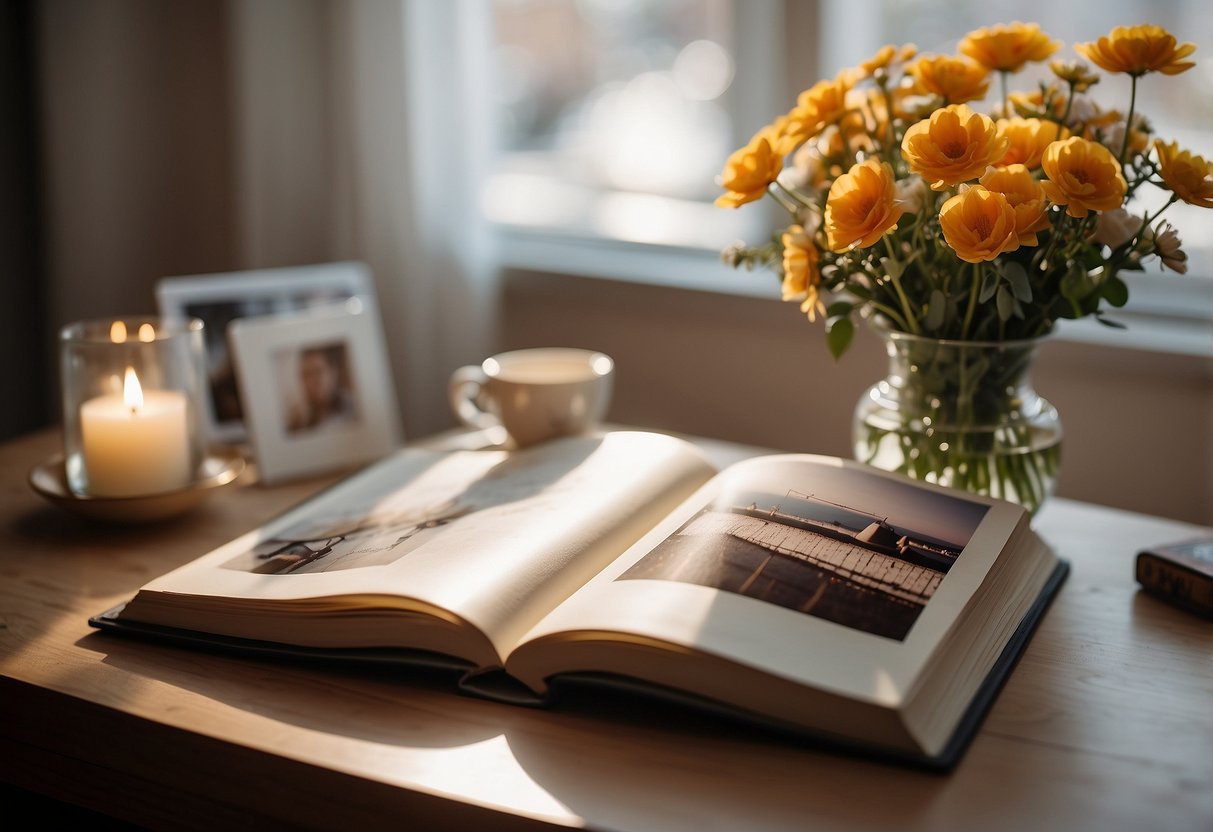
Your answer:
[500,270,1213,526]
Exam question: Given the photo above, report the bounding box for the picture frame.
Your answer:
[227,297,404,486]
[156,261,375,444]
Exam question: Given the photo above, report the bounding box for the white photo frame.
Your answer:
[156,262,375,444]
[227,298,403,486]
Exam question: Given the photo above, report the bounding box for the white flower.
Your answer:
[1153,222,1188,274]
[1093,208,1142,249]
[1066,95,1100,125]
[894,174,930,214]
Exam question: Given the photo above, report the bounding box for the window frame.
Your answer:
[484,0,1213,358]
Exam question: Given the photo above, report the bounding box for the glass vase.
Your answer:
[852,321,1062,514]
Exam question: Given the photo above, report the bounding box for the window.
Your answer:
[482,0,1212,341]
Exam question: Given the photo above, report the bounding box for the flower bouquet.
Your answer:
[715,22,1211,511]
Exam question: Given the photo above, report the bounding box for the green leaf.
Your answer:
[1060,265,1092,302]
[978,269,999,303]
[825,300,853,318]
[843,281,873,301]
[1103,275,1129,307]
[826,317,855,360]
[1004,262,1032,302]
[995,285,1015,321]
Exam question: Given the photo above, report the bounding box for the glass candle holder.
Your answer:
[60,316,208,498]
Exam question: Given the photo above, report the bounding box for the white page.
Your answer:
[508,453,1027,709]
[131,431,720,662]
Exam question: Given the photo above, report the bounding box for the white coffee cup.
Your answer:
[448,348,615,447]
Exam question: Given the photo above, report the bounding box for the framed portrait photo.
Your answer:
[227,298,404,485]
[156,261,375,445]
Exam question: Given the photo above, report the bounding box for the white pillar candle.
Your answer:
[79,367,192,497]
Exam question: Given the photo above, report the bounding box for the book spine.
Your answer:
[1135,553,1213,619]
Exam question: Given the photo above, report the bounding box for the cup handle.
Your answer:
[448,365,498,431]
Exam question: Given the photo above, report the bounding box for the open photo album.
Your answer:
[90,430,1067,770]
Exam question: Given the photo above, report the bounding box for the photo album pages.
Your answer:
[91,430,1068,770]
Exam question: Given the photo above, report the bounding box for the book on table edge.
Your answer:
[87,429,1072,776]
[90,559,1067,772]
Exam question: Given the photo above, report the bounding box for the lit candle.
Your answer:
[79,366,192,496]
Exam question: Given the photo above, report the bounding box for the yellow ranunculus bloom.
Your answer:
[854,43,918,80]
[908,54,990,104]
[781,225,826,320]
[959,22,1061,73]
[1039,137,1128,218]
[1154,140,1213,208]
[785,76,852,149]
[856,45,897,79]
[1007,84,1066,120]
[824,159,905,252]
[1050,59,1100,92]
[713,21,1209,360]
[980,165,1050,246]
[715,136,784,209]
[997,118,1067,169]
[901,104,1009,190]
[1075,24,1196,76]
[939,186,1021,263]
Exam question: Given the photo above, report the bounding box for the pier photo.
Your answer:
[620,461,989,640]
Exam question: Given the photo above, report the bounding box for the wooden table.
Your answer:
[2,427,1211,831]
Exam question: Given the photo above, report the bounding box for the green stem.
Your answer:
[1060,81,1076,124]
[868,300,913,332]
[767,181,805,217]
[1141,194,1180,229]
[961,262,981,339]
[1119,75,1138,166]
[882,235,921,334]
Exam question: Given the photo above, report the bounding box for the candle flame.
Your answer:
[110,321,128,343]
[138,323,155,342]
[123,366,144,413]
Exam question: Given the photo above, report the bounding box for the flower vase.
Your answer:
[852,321,1062,514]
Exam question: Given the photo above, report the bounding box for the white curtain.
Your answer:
[230,0,499,437]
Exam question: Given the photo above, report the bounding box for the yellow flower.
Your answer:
[939,186,1020,263]
[784,76,852,148]
[855,43,918,79]
[857,45,897,79]
[1007,83,1066,120]
[1075,25,1196,76]
[980,165,1050,246]
[753,115,799,157]
[1050,59,1100,92]
[824,159,905,251]
[901,104,1009,190]
[1154,140,1213,208]
[781,226,826,320]
[908,54,990,104]
[715,136,783,209]
[959,22,1061,73]
[840,87,893,152]
[997,117,1067,169]
[1039,137,1128,218]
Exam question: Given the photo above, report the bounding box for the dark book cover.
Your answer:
[1136,538,1213,620]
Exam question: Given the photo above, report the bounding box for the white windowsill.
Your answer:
[496,227,1213,360]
